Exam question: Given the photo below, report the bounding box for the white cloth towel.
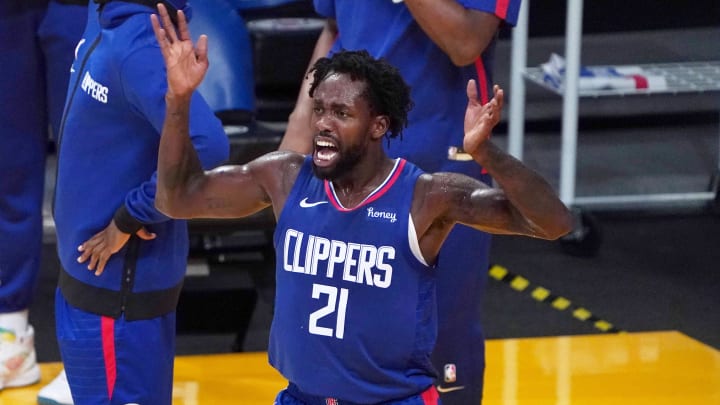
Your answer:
[541,53,667,93]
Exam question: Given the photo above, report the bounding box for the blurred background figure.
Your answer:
[0,0,87,401]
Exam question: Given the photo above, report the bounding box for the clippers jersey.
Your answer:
[271,157,437,402]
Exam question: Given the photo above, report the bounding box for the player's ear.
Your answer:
[371,115,389,140]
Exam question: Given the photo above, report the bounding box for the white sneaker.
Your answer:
[37,369,74,405]
[0,325,41,389]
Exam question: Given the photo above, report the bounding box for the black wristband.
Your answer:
[113,205,144,234]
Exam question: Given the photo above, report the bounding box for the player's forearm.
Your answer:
[474,142,573,239]
[156,93,205,218]
[403,0,500,66]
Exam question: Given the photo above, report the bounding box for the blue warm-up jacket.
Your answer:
[53,0,229,320]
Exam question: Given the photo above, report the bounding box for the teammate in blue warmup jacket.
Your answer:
[280,2,521,402]
[52,1,228,403]
[149,6,569,404]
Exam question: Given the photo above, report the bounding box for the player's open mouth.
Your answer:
[313,137,339,167]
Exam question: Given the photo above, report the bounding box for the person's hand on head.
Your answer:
[462,81,504,156]
[150,3,208,98]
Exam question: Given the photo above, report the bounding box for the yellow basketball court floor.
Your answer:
[3,330,718,404]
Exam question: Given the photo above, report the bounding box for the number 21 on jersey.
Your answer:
[309,283,349,339]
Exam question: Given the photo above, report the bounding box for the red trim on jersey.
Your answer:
[364,159,406,205]
[101,316,117,400]
[474,59,490,104]
[325,159,407,211]
[324,180,341,210]
[495,0,510,19]
[421,385,440,404]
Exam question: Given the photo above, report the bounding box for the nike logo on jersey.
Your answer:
[70,38,86,73]
[436,385,465,393]
[299,198,328,208]
[74,38,85,60]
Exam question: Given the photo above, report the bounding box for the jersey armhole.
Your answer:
[408,214,430,267]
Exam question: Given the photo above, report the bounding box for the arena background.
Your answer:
[32,0,720,363]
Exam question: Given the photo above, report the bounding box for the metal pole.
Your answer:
[559,0,584,205]
[508,0,529,160]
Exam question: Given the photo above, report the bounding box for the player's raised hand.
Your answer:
[150,3,208,98]
[462,81,504,156]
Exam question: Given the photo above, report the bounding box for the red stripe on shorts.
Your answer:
[101,316,117,400]
[421,385,440,404]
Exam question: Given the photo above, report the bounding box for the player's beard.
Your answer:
[312,142,364,181]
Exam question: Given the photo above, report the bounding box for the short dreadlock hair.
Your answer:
[308,49,413,139]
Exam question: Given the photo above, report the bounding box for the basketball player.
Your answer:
[149,5,570,404]
[280,2,521,403]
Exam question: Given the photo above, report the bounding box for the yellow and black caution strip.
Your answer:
[489,264,625,334]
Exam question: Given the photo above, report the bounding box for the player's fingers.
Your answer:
[493,86,504,110]
[157,3,178,43]
[196,34,209,65]
[95,254,109,276]
[136,228,157,241]
[150,14,169,56]
[466,79,478,104]
[176,10,191,41]
[87,250,100,271]
[77,234,101,262]
[88,236,108,266]
[77,244,90,263]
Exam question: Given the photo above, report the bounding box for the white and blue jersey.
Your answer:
[310,2,521,403]
[271,157,437,403]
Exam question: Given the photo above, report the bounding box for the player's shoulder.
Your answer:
[412,172,451,211]
[247,150,303,172]
[418,171,458,192]
[248,150,306,186]
[415,171,481,208]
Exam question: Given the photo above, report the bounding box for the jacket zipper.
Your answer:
[52,32,102,215]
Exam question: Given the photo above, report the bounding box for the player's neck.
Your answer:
[331,157,395,208]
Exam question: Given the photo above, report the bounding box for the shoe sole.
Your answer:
[38,398,73,405]
[2,363,41,389]
[37,383,74,405]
